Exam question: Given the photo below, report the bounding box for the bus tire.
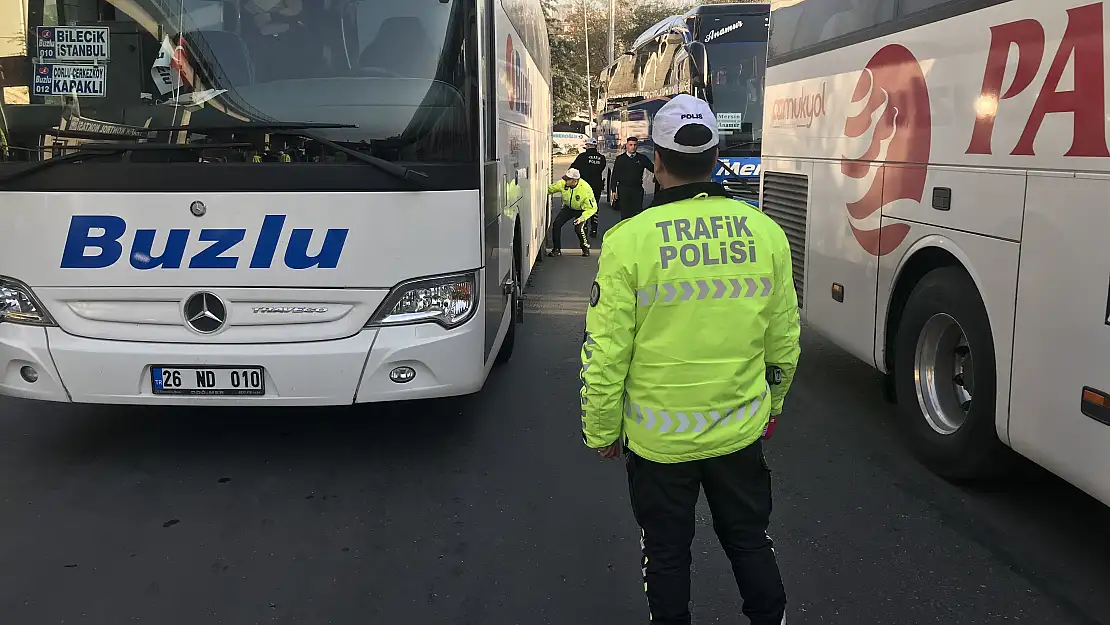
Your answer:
[494,240,520,366]
[893,266,1010,480]
[881,374,897,405]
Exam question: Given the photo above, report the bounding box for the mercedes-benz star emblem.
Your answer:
[183,292,227,334]
[189,201,206,217]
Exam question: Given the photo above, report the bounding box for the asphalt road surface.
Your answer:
[0,157,1108,624]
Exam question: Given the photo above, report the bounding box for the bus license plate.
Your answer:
[151,366,265,396]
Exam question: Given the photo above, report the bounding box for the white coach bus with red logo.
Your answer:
[0,0,551,406]
[761,0,1110,505]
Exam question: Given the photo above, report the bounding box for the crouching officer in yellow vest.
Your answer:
[547,168,597,257]
[579,94,801,625]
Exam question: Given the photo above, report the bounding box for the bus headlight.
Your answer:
[0,277,56,327]
[367,271,479,330]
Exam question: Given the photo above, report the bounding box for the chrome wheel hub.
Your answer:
[913,313,974,435]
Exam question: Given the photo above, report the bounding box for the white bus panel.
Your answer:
[762,0,1110,505]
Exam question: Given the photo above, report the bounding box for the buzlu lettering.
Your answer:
[60,215,349,269]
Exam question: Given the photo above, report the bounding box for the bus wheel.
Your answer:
[494,241,520,366]
[893,266,1010,480]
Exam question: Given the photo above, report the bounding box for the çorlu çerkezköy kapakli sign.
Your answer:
[32,63,107,97]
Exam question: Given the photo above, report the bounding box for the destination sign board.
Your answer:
[36,26,111,62]
[32,63,107,97]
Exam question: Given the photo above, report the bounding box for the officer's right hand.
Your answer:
[762,416,778,440]
[597,440,622,460]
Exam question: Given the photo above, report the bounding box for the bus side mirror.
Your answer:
[686,41,714,107]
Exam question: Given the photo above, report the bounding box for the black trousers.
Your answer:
[626,440,787,625]
[617,183,646,221]
[551,205,589,251]
[589,187,602,236]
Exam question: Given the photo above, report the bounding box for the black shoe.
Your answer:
[548,249,562,257]
[581,249,591,257]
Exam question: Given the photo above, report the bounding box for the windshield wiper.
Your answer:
[147,122,359,132]
[0,142,251,186]
[149,123,429,188]
[724,140,762,151]
[289,129,429,187]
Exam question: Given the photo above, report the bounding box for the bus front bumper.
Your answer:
[0,320,485,406]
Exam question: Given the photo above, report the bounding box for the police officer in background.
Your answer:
[570,139,606,238]
[579,95,800,625]
[610,136,654,221]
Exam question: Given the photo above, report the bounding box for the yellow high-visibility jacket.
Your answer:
[580,183,801,463]
[548,179,598,222]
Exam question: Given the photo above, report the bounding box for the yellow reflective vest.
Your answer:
[548,179,598,222]
[580,183,801,463]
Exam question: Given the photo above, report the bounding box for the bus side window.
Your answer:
[671,47,689,93]
[818,0,894,42]
[769,3,804,59]
[658,33,681,93]
[484,0,497,161]
[897,0,959,17]
[772,0,894,58]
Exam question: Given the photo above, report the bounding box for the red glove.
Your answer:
[761,415,778,440]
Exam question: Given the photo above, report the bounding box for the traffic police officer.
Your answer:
[579,94,800,625]
[547,168,597,257]
[570,139,607,238]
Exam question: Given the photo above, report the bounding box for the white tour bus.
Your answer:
[552,131,587,155]
[0,0,552,405]
[762,0,1110,506]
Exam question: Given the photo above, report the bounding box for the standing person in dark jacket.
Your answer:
[571,139,607,238]
[611,136,655,221]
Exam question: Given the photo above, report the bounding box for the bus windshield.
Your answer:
[1,0,477,182]
[701,13,768,156]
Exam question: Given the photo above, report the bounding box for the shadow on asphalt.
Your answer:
[788,329,1110,624]
[18,396,486,470]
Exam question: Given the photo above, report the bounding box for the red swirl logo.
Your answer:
[842,45,931,256]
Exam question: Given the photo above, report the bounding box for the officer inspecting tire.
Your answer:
[579,95,801,625]
[547,168,598,257]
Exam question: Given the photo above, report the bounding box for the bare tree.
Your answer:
[546,0,687,123]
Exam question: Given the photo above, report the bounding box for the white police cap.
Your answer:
[650,94,720,154]
[565,168,582,180]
